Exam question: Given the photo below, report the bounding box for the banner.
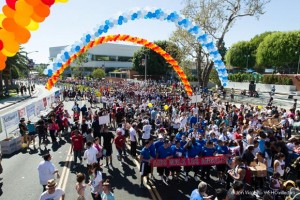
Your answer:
[43,97,47,107]
[26,104,36,118]
[18,108,26,119]
[47,96,51,107]
[99,115,110,125]
[2,111,19,129]
[190,95,203,103]
[35,100,45,115]
[151,155,226,167]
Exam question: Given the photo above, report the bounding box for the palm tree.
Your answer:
[0,49,28,97]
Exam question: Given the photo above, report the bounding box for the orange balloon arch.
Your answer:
[46,34,193,96]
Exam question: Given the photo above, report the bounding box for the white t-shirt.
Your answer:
[37,161,56,185]
[142,125,151,139]
[39,188,65,200]
[83,146,98,165]
[129,127,136,142]
[90,171,103,194]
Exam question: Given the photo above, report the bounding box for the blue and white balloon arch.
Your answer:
[45,8,229,86]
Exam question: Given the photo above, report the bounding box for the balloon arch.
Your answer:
[45,34,193,96]
[46,8,229,87]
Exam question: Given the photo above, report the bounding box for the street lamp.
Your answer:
[23,51,38,97]
[141,54,148,82]
[245,54,250,69]
[296,51,300,74]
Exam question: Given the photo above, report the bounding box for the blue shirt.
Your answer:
[149,143,156,158]
[151,110,158,120]
[180,140,187,148]
[140,147,151,161]
[27,123,35,133]
[217,145,229,155]
[196,139,206,147]
[157,146,172,159]
[190,189,203,200]
[176,131,184,141]
[202,146,216,157]
[187,143,202,158]
[190,116,197,126]
[154,140,164,151]
[171,145,185,158]
[259,140,266,154]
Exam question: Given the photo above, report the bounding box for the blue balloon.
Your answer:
[131,13,138,20]
[118,20,123,25]
[75,46,81,52]
[104,25,109,30]
[47,69,53,76]
[105,20,110,25]
[57,62,62,67]
[222,82,228,87]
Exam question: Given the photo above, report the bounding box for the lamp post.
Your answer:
[296,51,300,74]
[245,54,250,69]
[141,54,148,83]
[24,51,38,97]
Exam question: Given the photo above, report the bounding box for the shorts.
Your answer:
[140,162,151,176]
[104,146,112,156]
[216,164,227,172]
[28,131,36,136]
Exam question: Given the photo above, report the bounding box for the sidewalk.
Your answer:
[0,90,38,111]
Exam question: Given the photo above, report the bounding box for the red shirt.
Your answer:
[233,132,242,140]
[71,135,84,151]
[114,135,125,149]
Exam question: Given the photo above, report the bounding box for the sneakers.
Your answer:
[185,176,188,182]
[194,176,199,182]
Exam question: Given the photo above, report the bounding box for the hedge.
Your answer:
[228,73,293,85]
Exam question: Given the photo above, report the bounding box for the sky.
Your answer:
[2,0,298,64]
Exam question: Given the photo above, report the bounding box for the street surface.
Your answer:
[0,88,299,200]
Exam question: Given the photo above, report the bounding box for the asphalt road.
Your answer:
[0,99,152,200]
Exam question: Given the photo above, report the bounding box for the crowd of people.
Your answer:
[16,78,300,200]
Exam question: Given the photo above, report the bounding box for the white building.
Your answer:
[49,43,142,70]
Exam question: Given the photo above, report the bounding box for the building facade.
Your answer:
[49,43,142,76]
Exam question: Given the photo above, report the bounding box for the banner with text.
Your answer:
[18,108,26,120]
[26,104,36,118]
[35,100,45,115]
[43,97,47,108]
[151,156,226,167]
[2,111,19,129]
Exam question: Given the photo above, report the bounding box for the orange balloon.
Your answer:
[0,52,7,62]
[34,3,50,18]
[0,60,6,71]
[2,5,16,18]
[2,38,19,53]
[15,0,34,17]
[14,26,31,44]
[31,12,45,23]
[1,48,16,57]
[2,18,18,32]
[0,29,15,43]
[14,12,31,27]
[25,0,40,7]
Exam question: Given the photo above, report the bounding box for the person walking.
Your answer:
[89,163,103,200]
[37,154,60,192]
[71,129,84,169]
[76,173,87,200]
[83,142,98,170]
[101,179,115,200]
[129,123,137,158]
[39,179,65,200]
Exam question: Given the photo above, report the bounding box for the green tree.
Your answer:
[34,64,48,76]
[132,40,182,77]
[170,0,271,87]
[71,52,88,78]
[225,41,255,69]
[256,31,300,71]
[92,68,105,79]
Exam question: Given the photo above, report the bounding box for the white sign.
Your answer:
[35,100,45,116]
[99,115,110,125]
[190,95,203,103]
[2,111,19,129]
[26,104,36,118]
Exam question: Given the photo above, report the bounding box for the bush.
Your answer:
[228,73,293,85]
